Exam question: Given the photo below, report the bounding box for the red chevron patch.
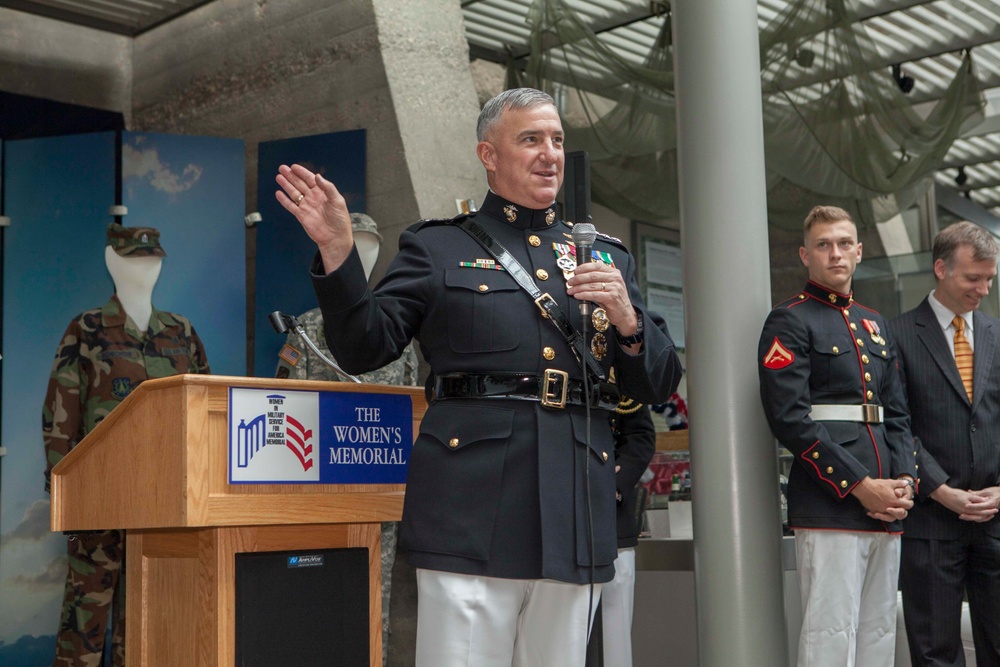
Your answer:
[763,337,795,369]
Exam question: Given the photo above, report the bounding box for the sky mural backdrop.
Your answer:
[0,131,245,666]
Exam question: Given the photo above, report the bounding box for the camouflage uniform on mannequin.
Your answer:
[43,224,211,667]
[276,307,419,387]
[275,213,420,665]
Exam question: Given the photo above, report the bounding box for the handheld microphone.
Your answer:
[571,223,598,317]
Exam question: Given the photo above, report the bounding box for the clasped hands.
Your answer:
[931,484,1000,523]
[851,476,914,522]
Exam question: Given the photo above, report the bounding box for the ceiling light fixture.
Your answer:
[787,43,815,68]
[892,63,915,94]
[955,166,968,187]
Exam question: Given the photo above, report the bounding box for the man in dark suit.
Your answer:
[275,87,682,666]
[890,221,1000,667]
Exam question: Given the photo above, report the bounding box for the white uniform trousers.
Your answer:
[795,529,901,667]
[601,547,636,667]
[415,569,602,667]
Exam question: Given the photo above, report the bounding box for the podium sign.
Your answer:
[228,387,413,484]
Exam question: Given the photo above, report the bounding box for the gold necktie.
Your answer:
[953,315,974,401]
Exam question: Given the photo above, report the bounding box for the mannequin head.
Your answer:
[351,213,383,281]
[104,223,166,331]
[105,223,165,293]
[105,245,162,293]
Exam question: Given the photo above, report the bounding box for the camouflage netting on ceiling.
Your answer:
[518,0,986,230]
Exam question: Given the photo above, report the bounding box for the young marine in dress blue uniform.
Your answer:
[757,205,916,667]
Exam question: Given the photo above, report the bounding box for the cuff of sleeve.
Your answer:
[614,308,645,347]
[310,247,370,313]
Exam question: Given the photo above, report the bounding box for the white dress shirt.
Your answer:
[927,290,974,356]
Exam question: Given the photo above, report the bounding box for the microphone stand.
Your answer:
[269,311,362,383]
[571,226,599,651]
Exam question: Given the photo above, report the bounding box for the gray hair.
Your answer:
[933,221,999,267]
[476,88,556,142]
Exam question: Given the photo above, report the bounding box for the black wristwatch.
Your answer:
[615,309,644,346]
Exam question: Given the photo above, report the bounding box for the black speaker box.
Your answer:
[235,547,369,666]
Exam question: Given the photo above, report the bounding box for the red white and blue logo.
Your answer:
[228,387,412,484]
[230,390,320,482]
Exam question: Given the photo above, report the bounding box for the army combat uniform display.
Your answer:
[43,295,210,667]
[310,190,683,585]
[275,306,420,386]
[275,306,419,665]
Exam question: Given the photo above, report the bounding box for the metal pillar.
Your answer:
[672,1,788,665]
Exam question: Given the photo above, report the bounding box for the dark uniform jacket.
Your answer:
[890,298,1000,539]
[611,401,656,548]
[757,281,916,533]
[311,191,682,584]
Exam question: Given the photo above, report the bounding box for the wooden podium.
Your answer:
[49,374,425,667]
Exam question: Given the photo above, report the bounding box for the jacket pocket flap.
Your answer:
[812,333,853,356]
[420,404,514,450]
[823,420,860,446]
[444,269,521,293]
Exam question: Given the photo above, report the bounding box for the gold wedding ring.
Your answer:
[294,193,304,205]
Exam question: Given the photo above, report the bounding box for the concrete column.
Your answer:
[671,2,788,666]
[130,0,484,284]
[370,0,485,279]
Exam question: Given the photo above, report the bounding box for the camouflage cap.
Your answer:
[106,223,166,257]
[350,213,382,242]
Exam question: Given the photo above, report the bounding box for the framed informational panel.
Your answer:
[634,221,684,350]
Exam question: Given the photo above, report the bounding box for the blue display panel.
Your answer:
[1,131,117,666]
[254,129,366,377]
[122,131,246,376]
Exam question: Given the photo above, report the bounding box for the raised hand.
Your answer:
[276,163,354,273]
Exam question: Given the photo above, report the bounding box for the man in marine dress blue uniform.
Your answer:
[275,87,682,666]
[757,205,916,667]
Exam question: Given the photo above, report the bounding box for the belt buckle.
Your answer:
[862,404,880,423]
[541,369,569,409]
[534,293,555,320]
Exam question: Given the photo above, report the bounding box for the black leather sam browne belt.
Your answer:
[430,371,621,411]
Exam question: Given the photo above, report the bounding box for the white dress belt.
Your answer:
[809,404,883,424]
